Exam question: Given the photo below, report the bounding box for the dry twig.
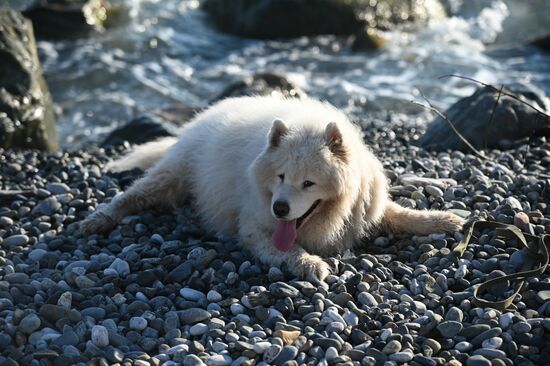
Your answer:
[439,74,550,119]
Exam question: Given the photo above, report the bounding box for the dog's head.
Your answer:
[250,118,356,252]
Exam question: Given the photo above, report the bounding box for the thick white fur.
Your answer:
[81,96,464,281]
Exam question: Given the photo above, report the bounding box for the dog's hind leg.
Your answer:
[382,201,464,235]
[80,162,187,235]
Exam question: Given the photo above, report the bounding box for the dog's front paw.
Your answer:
[80,210,116,236]
[295,255,331,283]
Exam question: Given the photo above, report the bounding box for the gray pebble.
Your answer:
[129,317,147,331]
[91,325,109,347]
[3,234,29,248]
[19,313,41,334]
[437,321,463,338]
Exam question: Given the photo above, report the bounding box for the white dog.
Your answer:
[81,96,464,281]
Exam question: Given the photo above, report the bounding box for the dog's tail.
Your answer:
[383,201,465,235]
[106,137,178,172]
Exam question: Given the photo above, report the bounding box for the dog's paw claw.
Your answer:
[80,211,115,236]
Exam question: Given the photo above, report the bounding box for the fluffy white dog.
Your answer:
[81,96,464,281]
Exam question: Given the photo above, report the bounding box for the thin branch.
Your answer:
[439,74,550,119]
[411,92,490,161]
[486,85,503,149]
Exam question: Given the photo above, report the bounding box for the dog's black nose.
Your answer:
[273,200,290,218]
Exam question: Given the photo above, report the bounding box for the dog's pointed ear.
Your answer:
[325,122,347,161]
[268,119,288,148]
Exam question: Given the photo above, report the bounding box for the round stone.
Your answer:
[91,325,109,347]
[325,346,338,361]
[455,341,473,352]
[437,321,463,338]
[482,337,502,349]
[358,292,378,306]
[129,317,147,331]
[389,351,414,363]
[3,234,29,247]
[511,322,531,333]
[513,212,529,228]
[254,341,271,354]
[180,308,211,324]
[28,248,47,261]
[383,340,402,354]
[425,185,444,197]
[230,303,245,315]
[264,344,282,363]
[183,354,205,366]
[273,345,298,365]
[108,258,130,277]
[206,354,232,366]
[466,355,491,366]
[445,307,464,322]
[207,290,222,302]
[190,323,209,336]
[57,292,72,308]
[19,313,41,334]
[180,288,207,302]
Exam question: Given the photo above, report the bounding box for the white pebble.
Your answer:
[482,337,503,349]
[325,346,338,361]
[190,323,209,336]
[343,311,359,326]
[207,354,232,366]
[253,341,271,354]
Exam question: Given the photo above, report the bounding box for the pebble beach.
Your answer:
[1,120,549,366]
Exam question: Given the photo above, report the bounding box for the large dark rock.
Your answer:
[531,34,550,52]
[202,0,446,39]
[418,86,550,151]
[101,115,180,147]
[0,8,58,151]
[102,73,302,147]
[212,72,305,102]
[22,0,111,39]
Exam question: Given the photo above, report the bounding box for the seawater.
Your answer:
[15,0,550,148]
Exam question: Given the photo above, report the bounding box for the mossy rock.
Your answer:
[0,8,58,151]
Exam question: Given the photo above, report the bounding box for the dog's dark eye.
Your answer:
[278,174,285,181]
[303,180,315,188]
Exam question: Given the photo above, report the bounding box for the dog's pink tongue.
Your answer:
[272,220,297,252]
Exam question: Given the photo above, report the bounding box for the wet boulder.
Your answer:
[202,0,362,39]
[418,86,550,151]
[0,8,58,151]
[202,0,446,39]
[101,115,180,147]
[22,0,111,39]
[212,72,305,102]
[531,34,550,52]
